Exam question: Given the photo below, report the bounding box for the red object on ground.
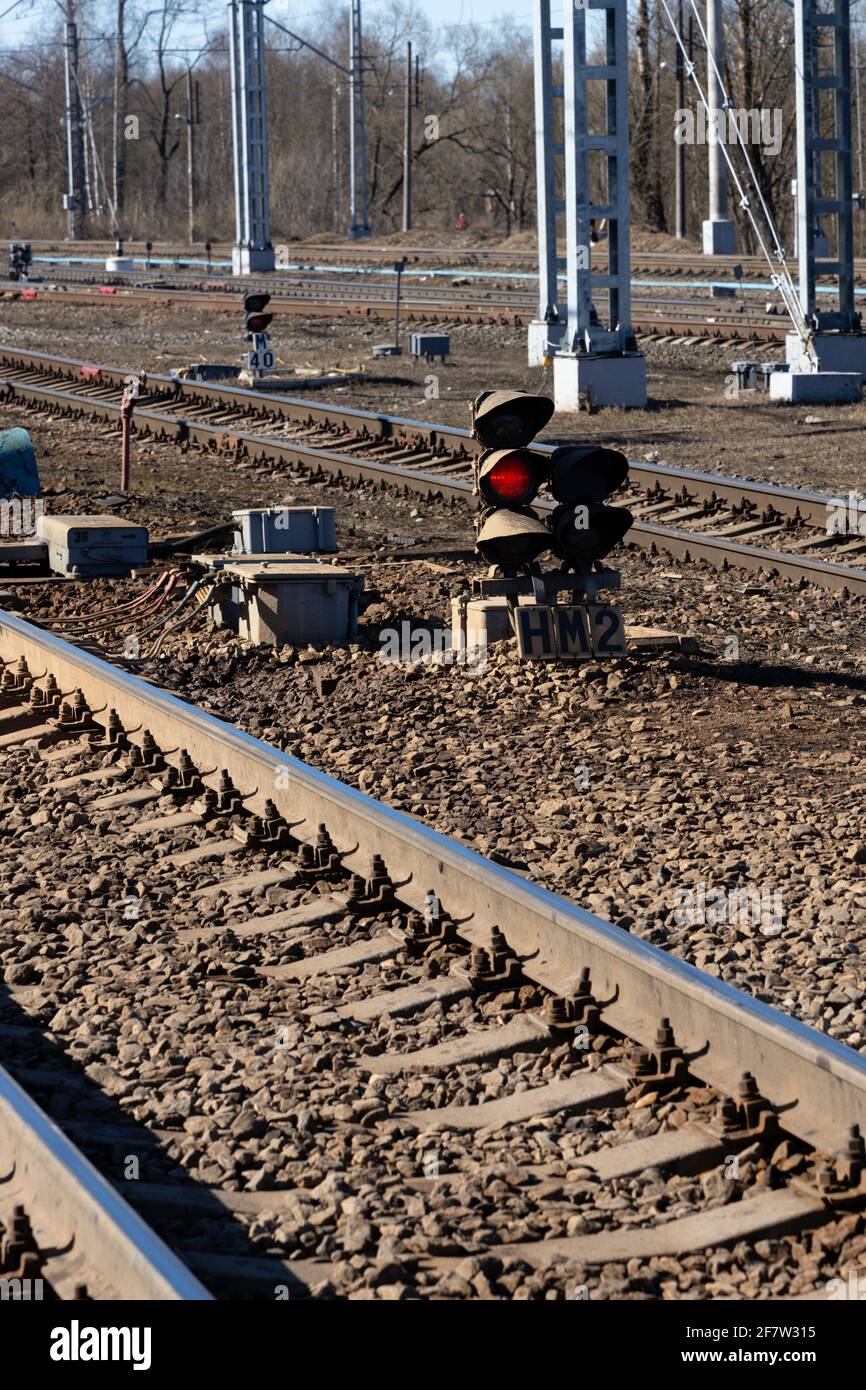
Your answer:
[19,288,38,300]
[99,285,118,295]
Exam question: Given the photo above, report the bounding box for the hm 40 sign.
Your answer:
[515,603,626,661]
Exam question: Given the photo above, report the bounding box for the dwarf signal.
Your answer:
[468,388,632,662]
[242,292,274,378]
[470,389,631,573]
[243,292,273,336]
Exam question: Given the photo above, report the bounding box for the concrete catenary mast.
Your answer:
[531,0,646,409]
[229,0,275,274]
[702,0,735,253]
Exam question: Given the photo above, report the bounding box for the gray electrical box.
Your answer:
[36,514,148,577]
[409,332,450,364]
[232,506,337,555]
[210,561,363,647]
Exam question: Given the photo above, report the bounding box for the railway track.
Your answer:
[19,235,866,282]
[1,274,790,344]
[1,609,865,1299]
[0,346,863,596]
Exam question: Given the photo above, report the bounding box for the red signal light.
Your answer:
[245,312,273,334]
[478,448,545,507]
[486,451,534,500]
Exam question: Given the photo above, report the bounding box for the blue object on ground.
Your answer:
[0,427,39,496]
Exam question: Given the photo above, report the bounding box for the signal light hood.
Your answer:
[243,292,271,313]
[549,445,629,506]
[471,390,555,451]
[476,508,553,567]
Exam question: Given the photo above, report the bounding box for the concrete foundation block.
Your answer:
[553,351,647,410]
[528,319,567,367]
[232,246,276,276]
[452,598,679,654]
[451,597,511,652]
[702,218,736,255]
[785,331,866,382]
[769,370,862,404]
[105,256,134,273]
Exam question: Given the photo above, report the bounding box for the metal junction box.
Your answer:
[210,561,363,647]
[232,507,337,556]
[408,332,450,364]
[36,514,148,577]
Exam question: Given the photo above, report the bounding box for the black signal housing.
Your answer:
[243,291,273,336]
[476,508,553,567]
[545,443,632,566]
[470,390,555,572]
[548,445,629,507]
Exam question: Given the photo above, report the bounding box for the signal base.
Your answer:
[785,331,866,383]
[232,246,276,276]
[768,369,861,404]
[553,351,647,411]
[527,318,567,367]
[702,218,736,255]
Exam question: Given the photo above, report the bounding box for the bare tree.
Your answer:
[633,0,667,231]
[111,0,149,222]
[134,0,209,208]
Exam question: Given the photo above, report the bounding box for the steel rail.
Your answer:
[1,280,790,341]
[4,267,784,315]
[0,608,864,1160]
[0,344,837,525]
[0,236,820,259]
[19,237,866,276]
[0,1061,211,1299]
